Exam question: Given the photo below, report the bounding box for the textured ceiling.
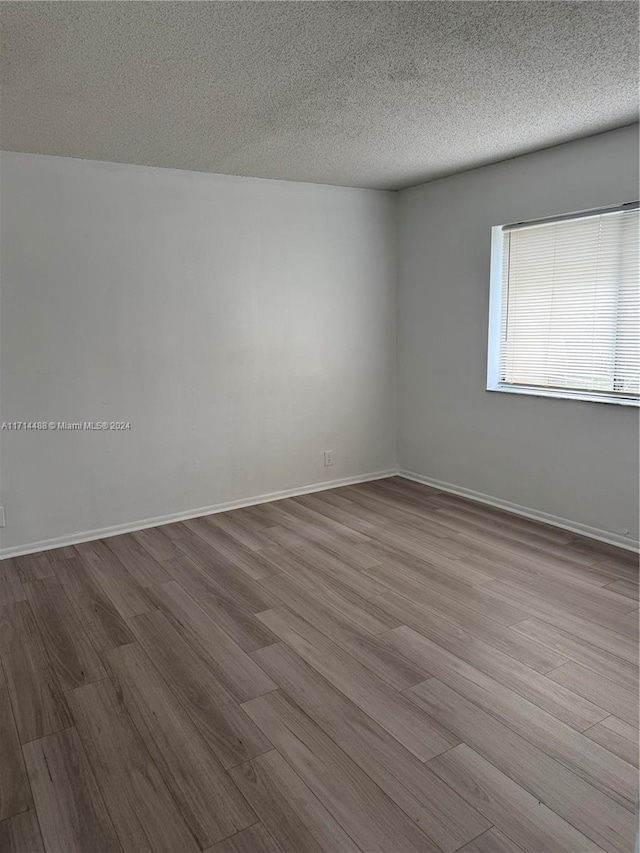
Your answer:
[1,1,638,190]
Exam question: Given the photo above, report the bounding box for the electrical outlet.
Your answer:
[0,507,5,528]
[323,450,334,467]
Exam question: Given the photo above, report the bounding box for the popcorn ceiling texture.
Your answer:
[1,1,637,190]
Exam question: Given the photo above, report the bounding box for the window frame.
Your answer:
[486,203,640,408]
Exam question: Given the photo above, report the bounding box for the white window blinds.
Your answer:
[498,204,639,401]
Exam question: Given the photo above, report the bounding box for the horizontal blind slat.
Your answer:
[500,208,639,397]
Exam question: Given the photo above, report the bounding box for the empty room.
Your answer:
[0,2,638,852]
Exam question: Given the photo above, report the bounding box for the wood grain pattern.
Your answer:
[0,601,71,742]
[147,580,276,702]
[387,625,637,810]
[205,510,270,552]
[103,533,173,588]
[363,557,529,626]
[292,495,378,540]
[51,556,134,653]
[242,689,440,853]
[480,577,637,634]
[567,537,638,569]
[407,677,634,853]
[295,534,382,572]
[22,727,120,853]
[250,642,490,853]
[25,580,106,691]
[370,587,566,673]
[131,526,181,564]
[0,662,32,820]
[0,477,636,853]
[427,513,620,590]
[257,607,458,762]
[264,539,387,599]
[611,608,640,640]
[128,608,272,769]
[67,678,199,853]
[605,578,639,599]
[229,750,359,853]
[0,810,44,853]
[207,823,283,853]
[9,553,53,584]
[179,518,278,583]
[41,546,78,562]
[429,744,603,853]
[585,716,639,768]
[513,617,638,691]
[162,551,277,651]
[0,560,26,607]
[269,500,369,546]
[258,572,427,691]
[357,526,477,576]
[258,549,399,635]
[547,661,639,727]
[529,609,638,665]
[375,602,604,730]
[252,503,346,548]
[104,642,256,847]
[172,527,279,615]
[74,540,151,619]
[458,828,525,853]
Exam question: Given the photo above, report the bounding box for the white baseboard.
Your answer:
[4,466,637,559]
[0,469,396,560]
[398,469,640,555]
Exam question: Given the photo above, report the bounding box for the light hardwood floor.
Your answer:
[0,477,638,853]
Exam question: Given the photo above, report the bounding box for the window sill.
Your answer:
[486,383,640,407]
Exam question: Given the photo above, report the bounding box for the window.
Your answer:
[487,202,639,406]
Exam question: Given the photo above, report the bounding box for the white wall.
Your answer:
[0,153,397,552]
[398,125,640,545]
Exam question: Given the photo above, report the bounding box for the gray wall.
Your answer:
[2,127,637,554]
[0,153,397,552]
[398,125,640,544]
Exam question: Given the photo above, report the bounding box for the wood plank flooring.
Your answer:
[0,477,638,853]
